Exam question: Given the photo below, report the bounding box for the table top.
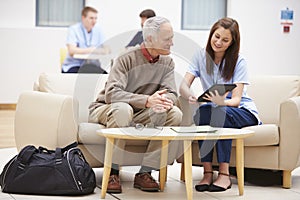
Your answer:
[97,126,254,141]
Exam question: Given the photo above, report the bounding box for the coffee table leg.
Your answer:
[101,137,114,199]
[159,140,169,191]
[184,140,193,200]
[235,138,244,196]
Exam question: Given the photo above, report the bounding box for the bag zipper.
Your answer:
[66,147,82,191]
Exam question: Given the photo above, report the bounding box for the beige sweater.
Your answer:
[89,46,178,113]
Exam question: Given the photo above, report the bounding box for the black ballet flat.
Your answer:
[195,171,213,192]
[209,183,232,192]
[195,184,210,192]
[209,172,232,192]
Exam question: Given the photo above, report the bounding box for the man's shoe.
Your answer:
[134,172,159,192]
[107,174,122,193]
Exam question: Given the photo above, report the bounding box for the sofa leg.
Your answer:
[283,170,292,188]
[180,163,185,182]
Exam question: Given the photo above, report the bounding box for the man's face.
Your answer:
[82,11,97,32]
[152,22,174,55]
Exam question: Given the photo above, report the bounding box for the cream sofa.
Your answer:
[176,75,300,188]
[14,73,300,188]
[14,73,176,168]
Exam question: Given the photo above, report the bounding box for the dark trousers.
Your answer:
[62,63,108,74]
[193,104,258,163]
[63,66,80,73]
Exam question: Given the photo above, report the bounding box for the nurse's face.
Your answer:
[210,27,232,55]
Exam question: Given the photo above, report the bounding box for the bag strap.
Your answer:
[55,148,63,164]
[17,143,77,166]
[61,142,78,153]
[38,146,54,154]
[18,145,37,166]
[54,142,78,164]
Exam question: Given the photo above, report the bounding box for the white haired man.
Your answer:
[89,16,182,193]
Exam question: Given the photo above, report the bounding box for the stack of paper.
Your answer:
[170,126,216,133]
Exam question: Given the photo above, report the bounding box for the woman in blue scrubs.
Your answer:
[179,17,261,192]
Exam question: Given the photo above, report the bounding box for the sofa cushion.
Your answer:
[78,122,106,145]
[236,124,279,146]
[38,73,108,97]
[38,73,78,95]
[191,124,279,147]
[38,73,109,123]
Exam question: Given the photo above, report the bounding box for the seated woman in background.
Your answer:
[179,17,261,192]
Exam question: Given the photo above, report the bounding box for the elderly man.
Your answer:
[89,16,182,193]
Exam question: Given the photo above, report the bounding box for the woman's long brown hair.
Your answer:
[205,17,240,81]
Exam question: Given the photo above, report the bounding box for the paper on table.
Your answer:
[170,126,217,133]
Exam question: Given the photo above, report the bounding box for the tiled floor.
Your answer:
[1,148,300,200]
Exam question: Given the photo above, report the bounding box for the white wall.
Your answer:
[0,0,299,103]
[229,0,300,75]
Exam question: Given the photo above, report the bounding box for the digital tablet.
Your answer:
[197,84,237,102]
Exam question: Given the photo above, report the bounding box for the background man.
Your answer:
[62,6,110,73]
[126,9,156,48]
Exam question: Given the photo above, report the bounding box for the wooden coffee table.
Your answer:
[97,127,254,200]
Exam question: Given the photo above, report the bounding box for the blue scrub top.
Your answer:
[62,23,105,72]
[188,48,261,124]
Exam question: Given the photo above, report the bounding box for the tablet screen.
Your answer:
[197,84,237,102]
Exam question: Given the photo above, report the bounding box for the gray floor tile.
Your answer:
[10,188,116,200]
[0,193,14,200]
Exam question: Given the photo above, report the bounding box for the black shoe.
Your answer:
[195,171,213,192]
[195,184,210,192]
[209,183,232,192]
[209,172,232,192]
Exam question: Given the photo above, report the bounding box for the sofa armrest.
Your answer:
[279,96,300,170]
[15,91,79,151]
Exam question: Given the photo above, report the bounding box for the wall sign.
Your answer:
[280,7,294,33]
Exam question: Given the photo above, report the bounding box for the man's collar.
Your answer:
[140,43,159,63]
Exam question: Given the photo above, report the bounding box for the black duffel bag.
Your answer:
[0,142,96,195]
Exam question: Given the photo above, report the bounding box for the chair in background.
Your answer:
[60,48,67,71]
